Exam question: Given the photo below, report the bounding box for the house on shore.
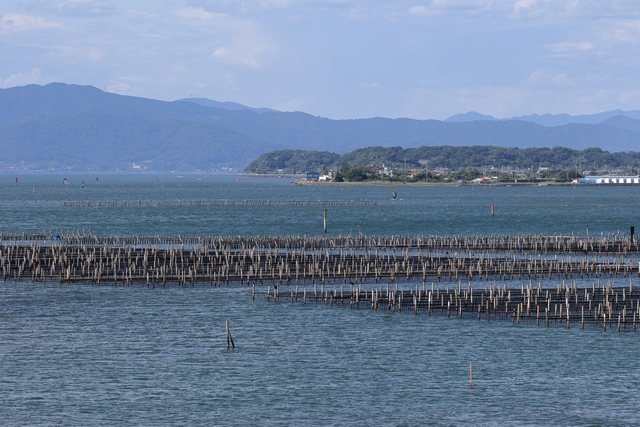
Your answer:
[306,172,320,182]
[470,176,498,184]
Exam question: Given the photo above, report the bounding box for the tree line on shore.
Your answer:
[244,145,640,182]
[329,165,586,183]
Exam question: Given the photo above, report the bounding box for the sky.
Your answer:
[3,1,640,120]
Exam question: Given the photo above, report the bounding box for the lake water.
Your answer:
[1,174,639,426]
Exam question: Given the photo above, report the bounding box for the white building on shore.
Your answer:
[579,176,640,184]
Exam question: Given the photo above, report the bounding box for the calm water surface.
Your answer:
[1,175,639,426]
[0,173,639,236]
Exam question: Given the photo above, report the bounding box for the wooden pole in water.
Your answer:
[470,362,473,388]
[618,314,621,333]
[323,210,327,234]
[226,319,235,349]
[491,204,494,217]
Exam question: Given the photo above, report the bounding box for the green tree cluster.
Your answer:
[245,150,340,174]
[245,145,640,175]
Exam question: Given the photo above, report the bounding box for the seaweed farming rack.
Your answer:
[3,231,640,329]
[259,280,640,332]
[1,232,640,286]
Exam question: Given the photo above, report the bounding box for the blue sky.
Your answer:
[3,1,640,120]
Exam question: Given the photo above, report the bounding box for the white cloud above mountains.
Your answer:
[402,0,640,20]
[4,0,640,119]
[521,70,572,87]
[212,33,272,69]
[57,0,117,15]
[1,13,61,31]
[13,0,640,19]
[0,68,42,88]
[183,0,640,19]
[549,41,593,53]
[174,7,225,20]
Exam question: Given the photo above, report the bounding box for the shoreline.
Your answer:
[290,180,580,187]
[240,174,640,186]
[238,173,305,178]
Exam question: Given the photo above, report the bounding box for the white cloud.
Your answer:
[186,0,292,14]
[210,21,273,68]
[546,41,595,58]
[273,98,306,112]
[174,7,225,20]
[548,41,593,53]
[409,0,496,17]
[403,1,640,21]
[512,0,539,13]
[6,0,640,120]
[106,80,132,95]
[188,0,397,14]
[57,0,117,15]
[399,69,640,119]
[408,5,440,17]
[510,0,548,19]
[521,69,572,87]
[212,42,265,67]
[607,28,635,42]
[509,0,640,20]
[0,68,42,88]
[185,0,640,21]
[0,13,62,31]
[604,20,640,43]
[403,84,588,120]
[213,47,229,57]
[618,88,640,104]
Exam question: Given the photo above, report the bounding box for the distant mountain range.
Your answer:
[445,110,640,127]
[175,98,276,114]
[1,83,640,172]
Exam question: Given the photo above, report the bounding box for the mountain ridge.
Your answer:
[445,109,640,127]
[175,98,276,114]
[0,83,639,171]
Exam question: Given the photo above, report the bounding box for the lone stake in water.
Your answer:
[324,209,327,233]
[226,319,235,349]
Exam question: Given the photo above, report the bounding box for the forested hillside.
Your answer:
[245,146,640,174]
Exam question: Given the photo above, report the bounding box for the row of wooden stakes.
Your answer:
[257,280,640,332]
[1,231,638,254]
[2,235,640,286]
